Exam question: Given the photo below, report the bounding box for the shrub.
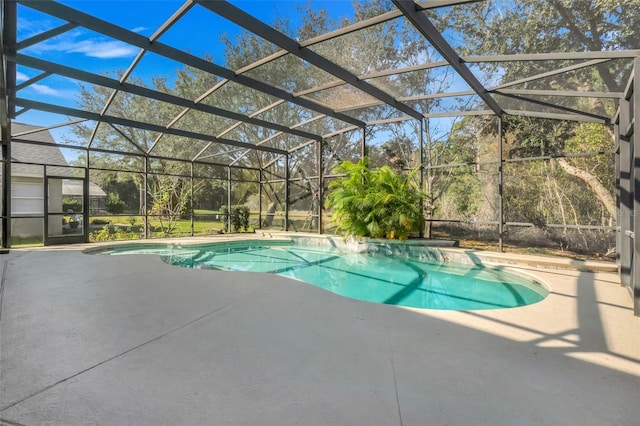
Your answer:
[63,198,81,213]
[105,192,125,214]
[219,205,250,232]
[231,205,250,232]
[89,224,140,242]
[220,205,229,223]
[326,158,425,241]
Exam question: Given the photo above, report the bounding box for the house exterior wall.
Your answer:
[10,176,64,238]
[11,176,43,238]
[47,178,63,236]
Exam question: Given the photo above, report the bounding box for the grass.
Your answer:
[88,214,259,242]
[9,228,615,261]
[193,209,218,215]
[10,236,43,248]
[8,212,616,261]
[89,219,228,241]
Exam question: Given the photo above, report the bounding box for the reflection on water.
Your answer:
[97,241,547,310]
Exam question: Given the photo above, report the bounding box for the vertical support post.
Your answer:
[227,166,231,233]
[1,0,16,249]
[190,162,194,236]
[632,57,640,315]
[284,154,289,231]
[619,98,631,286]
[43,166,48,244]
[86,148,90,240]
[86,148,90,241]
[143,156,149,239]
[86,147,90,175]
[1,122,10,248]
[419,118,424,239]
[258,169,263,229]
[361,126,366,159]
[498,117,504,253]
[317,139,323,235]
[86,147,90,227]
[425,117,432,239]
[615,122,620,270]
[361,127,367,192]
[82,166,89,242]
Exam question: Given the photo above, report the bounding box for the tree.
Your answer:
[434,0,639,94]
[193,179,226,211]
[229,205,250,232]
[428,0,633,247]
[92,172,139,213]
[500,115,615,224]
[67,0,454,234]
[147,175,190,237]
[105,192,125,215]
[72,76,206,234]
[66,0,627,253]
[191,0,448,228]
[326,158,425,241]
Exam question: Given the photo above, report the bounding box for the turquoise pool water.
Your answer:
[93,240,548,310]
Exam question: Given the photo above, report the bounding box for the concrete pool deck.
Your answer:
[0,236,638,425]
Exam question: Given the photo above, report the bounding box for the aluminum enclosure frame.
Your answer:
[1,0,639,314]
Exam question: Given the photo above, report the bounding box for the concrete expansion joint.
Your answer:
[0,417,29,426]
[0,289,263,413]
[1,251,29,264]
[0,260,8,324]
[388,334,404,426]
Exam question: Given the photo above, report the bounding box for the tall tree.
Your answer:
[433,0,639,94]
[429,0,635,232]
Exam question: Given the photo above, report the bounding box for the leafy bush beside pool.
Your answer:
[326,158,425,241]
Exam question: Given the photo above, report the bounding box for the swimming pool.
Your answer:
[92,240,548,310]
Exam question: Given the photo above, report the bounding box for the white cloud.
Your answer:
[131,26,147,33]
[65,40,138,58]
[31,83,76,98]
[16,71,29,82]
[17,17,53,39]
[25,33,138,59]
[31,84,63,96]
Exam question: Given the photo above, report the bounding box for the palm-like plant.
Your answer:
[327,158,425,241]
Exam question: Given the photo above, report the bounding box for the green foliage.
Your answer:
[220,205,251,232]
[220,205,229,222]
[230,205,250,232]
[89,225,140,242]
[564,122,615,189]
[326,158,425,241]
[105,192,126,214]
[148,175,191,237]
[62,0,626,257]
[447,173,481,219]
[437,0,639,95]
[62,198,81,213]
[193,180,226,211]
[69,1,446,235]
[10,236,43,247]
[92,172,140,213]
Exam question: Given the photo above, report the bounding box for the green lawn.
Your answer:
[88,217,230,242]
[10,236,43,247]
[11,210,301,246]
[193,209,219,215]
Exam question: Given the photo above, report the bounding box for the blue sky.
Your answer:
[16,0,359,135]
[15,0,469,152]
